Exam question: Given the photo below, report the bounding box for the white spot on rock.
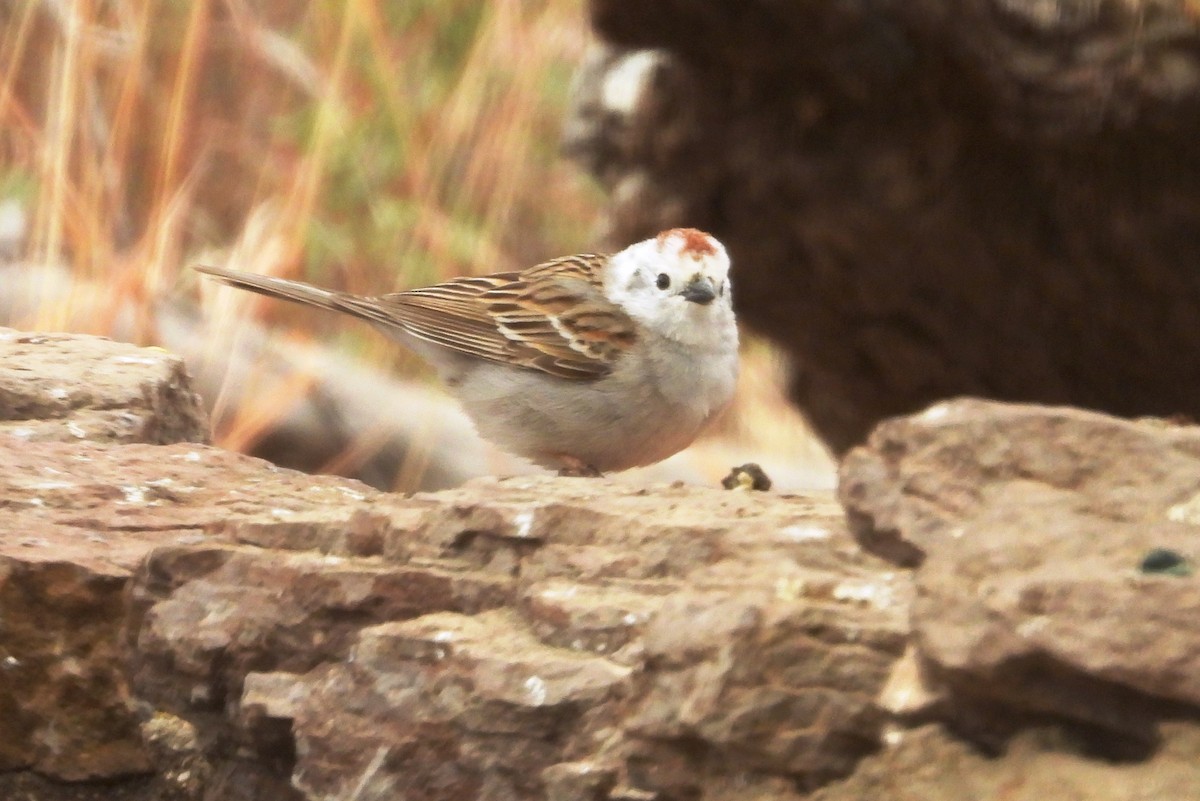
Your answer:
[602,50,663,116]
[833,578,896,609]
[119,485,148,505]
[539,584,579,600]
[780,524,830,542]
[512,510,535,538]
[1168,493,1200,524]
[524,675,548,706]
[773,576,806,601]
[921,403,951,421]
[27,481,72,491]
[1017,616,1049,638]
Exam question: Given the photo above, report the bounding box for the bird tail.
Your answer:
[193,264,382,324]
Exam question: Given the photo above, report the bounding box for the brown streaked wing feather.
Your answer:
[386,255,635,380]
[483,254,637,375]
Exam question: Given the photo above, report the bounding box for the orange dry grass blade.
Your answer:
[0,3,36,121]
[384,0,595,286]
[31,2,84,273]
[140,0,211,295]
[102,2,152,243]
[275,0,362,273]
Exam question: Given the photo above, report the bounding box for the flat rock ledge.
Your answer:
[2,329,1200,800]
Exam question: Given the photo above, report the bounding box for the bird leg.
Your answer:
[553,454,603,477]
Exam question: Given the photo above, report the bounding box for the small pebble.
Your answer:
[1140,548,1192,577]
[721,463,772,491]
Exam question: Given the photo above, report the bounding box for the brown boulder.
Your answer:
[0,328,206,782]
[811,723,1200,801]
[127,475,908,799]
[0,327,911,797]
[0,437,387,781]
[840,399,1200,732]
[13,329,1200,799]
[570,0,1200,453]
[0,328,208,446]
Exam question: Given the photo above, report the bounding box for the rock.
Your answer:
[0,328,907,797]
[0,528,151,780]
[252,611,634,800]
[126,475,908,798]
[0,329,207,782]
[138,712,210,800]
[0,421,431,783]
[0,772,163,801]
[840,399,1200,731]
[811,723,1200,801]
[0,437,370,780]
[0,328,208,446]
[570,1,1200,453]
[13,328,1200,799]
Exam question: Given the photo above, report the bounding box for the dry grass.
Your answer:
[0,0,832,488]
[2,0,599,287]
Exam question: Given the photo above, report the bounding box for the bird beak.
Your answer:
[680,276,717,305]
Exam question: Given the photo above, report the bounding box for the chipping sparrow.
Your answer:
[195,228,738,474]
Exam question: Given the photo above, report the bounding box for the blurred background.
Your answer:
[0,0,834,492]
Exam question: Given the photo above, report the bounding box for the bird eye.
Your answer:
[656,273,671,290]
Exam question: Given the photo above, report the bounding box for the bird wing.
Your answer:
[378,254,639,380]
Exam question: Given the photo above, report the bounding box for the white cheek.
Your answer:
[607,282,663,327]
[639,295,676,327]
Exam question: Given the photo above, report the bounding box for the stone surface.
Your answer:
[0,323,905,798]
[811,723,1200,801]
[10,329,1200,799]
[570,0,1200,453]
[840,399,1200,732]
[124,476,908,800]
[0,327,208,446]
[0,437,397,780]
[0,330,206,782]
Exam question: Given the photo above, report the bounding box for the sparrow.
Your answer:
[195,228,739,474]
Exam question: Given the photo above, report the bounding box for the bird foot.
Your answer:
[554,455,603,477]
